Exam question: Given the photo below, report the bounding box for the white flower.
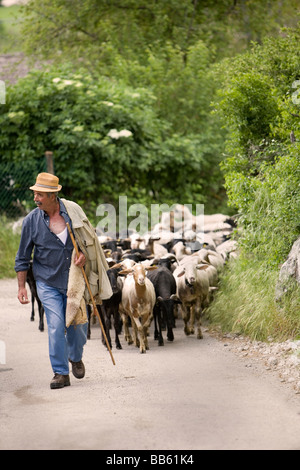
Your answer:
[118,129,133,138]
[107,129,120,139]
[52,78,61,83]
[7,111,25,123]
[63,80,74,86]
[107,129,133,139]
[102,101,114,106]
[73,125,84,132]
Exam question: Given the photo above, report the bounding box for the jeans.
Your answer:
[36,281,88,375]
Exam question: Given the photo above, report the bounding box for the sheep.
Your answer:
[147,266,181,346]
[119,263,157,353]
[216,239,238,261]
[102,266,123,350]
[154,254,178,272]
[87,266,123,349]
[26,260,44,332]
[170,206,234,230]
[189,248,225,273]
[173,259,210,339]
[171,241,191,261]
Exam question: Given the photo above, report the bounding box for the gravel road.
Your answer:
[1,277,300,451]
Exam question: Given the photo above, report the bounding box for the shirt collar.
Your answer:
[41,197,67,219]
[58,198,68,215]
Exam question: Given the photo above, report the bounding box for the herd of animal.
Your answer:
[28,205,238,353]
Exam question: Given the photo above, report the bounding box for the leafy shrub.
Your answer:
[224,147,300,266]
[0,218,20,279]
[207,24,300,339]
[214,24,300,267]
[0,65,219,217]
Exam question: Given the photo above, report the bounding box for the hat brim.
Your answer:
[29,184,62,192]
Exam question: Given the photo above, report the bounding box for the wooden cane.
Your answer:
[66,223,116,366]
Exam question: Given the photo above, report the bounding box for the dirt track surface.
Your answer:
[1,277,300,451]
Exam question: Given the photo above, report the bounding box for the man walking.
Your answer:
[15,172,112,389]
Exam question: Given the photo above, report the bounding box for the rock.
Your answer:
[287,355,300,367]
[276,236,300,302]
[268,357,278,367]
[218,331,300,394]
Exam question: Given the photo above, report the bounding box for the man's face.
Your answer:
[33,191,55,212]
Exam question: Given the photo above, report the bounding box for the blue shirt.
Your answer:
[14,199,74,291]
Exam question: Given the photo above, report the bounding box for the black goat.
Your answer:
[147,266,181,346]
[26,261,45,332]
[87,267,123,349]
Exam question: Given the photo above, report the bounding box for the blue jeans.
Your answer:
[36,281,88,375]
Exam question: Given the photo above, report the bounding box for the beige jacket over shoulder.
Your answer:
[61,198,113,327]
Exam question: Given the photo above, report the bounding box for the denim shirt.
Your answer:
[14,199,74,291]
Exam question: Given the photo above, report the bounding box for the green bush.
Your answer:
[0,218,20,279]
[0,65,218,218]
[207,24,300,340]
[214,24,300,267]
[223,147,300,267]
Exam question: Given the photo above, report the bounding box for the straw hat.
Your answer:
[29,173,62,192]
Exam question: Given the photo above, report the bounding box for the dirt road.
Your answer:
[1,277,300,451]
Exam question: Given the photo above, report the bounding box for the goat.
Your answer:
[119,263,156,353]
[171,241,191,261]
[26,261,44,332]
[87,267,123,349]
[147,266,181,346]
[173,259,210,339]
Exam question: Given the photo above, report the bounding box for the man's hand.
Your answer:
[18,287,30,304]
[74,252,86,268]
[17,271,30,305]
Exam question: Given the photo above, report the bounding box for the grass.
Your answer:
[0,218,20,278]
[206,255,300,342]
[0,5,24,53]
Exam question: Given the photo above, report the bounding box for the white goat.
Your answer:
[173,259,210,339]
[119,263,156,353]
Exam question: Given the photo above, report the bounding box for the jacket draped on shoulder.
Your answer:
[61,198,113,327]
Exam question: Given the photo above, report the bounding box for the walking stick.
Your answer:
[66,223,116,366]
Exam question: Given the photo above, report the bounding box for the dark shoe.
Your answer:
[50,374,70,389]
[69,359,85,379]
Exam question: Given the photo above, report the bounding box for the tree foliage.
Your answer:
[14,0,300,216]
[214,23,300,266]
[0,66,223,217]
[21,0,300,64]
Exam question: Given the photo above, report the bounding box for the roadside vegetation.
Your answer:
[207,28,300,340]
[207,258,300,342]
[0,218,20,279]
